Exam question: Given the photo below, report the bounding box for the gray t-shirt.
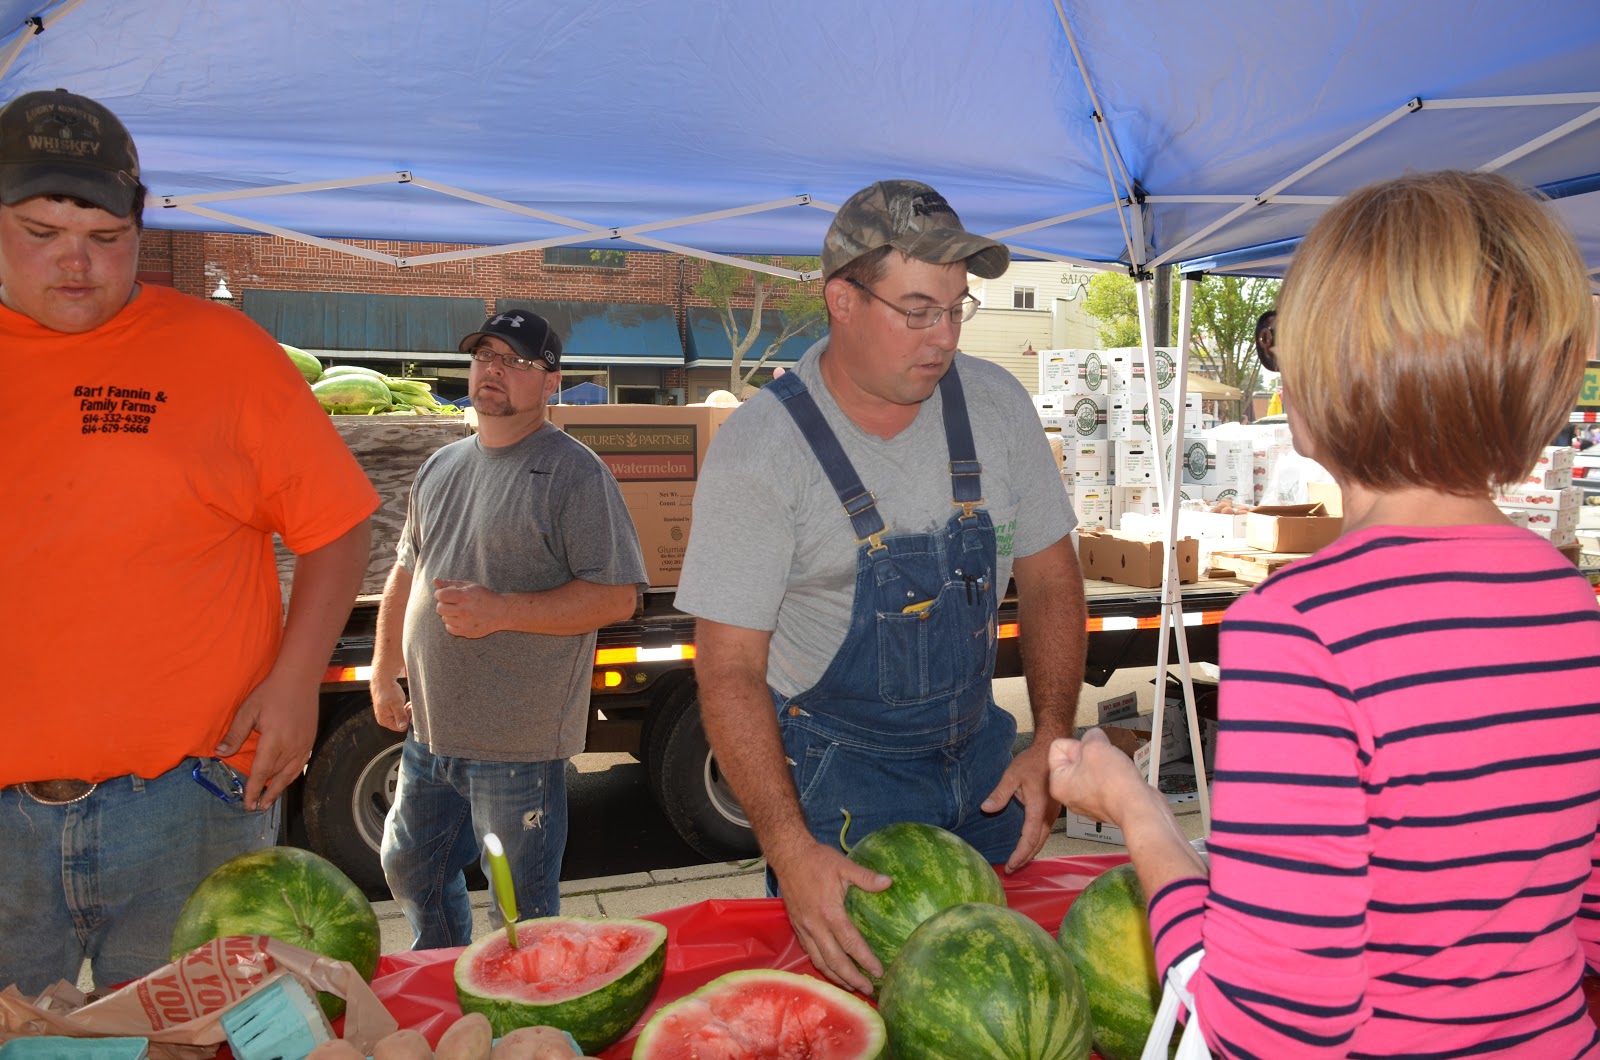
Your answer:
[397,424,647,761]
[676,341,1076,696]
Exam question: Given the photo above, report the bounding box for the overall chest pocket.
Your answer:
[874,560,997,707]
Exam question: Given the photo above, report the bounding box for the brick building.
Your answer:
[136,231,824,404]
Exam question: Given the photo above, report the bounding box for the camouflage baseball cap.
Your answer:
[822,179,1009,280]
[0,89,141,217]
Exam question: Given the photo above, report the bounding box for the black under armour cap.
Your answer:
[458,310,561,371]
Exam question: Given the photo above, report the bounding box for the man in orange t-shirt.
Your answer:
[0,90,377,994]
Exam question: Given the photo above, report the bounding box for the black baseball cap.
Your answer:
[0,89,141,217]
[458,310,562,371]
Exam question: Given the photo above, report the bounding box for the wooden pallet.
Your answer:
[1207,548,1308,583]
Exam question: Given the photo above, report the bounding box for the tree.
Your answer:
[693,256,826,394]
[1082,270,1279,421]
[1185,276,1279,422]
[1082,271,1143,348]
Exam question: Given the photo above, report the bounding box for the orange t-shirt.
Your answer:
[1,285,379,786]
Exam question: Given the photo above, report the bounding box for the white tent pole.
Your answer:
[169,204,404,266]
[1149,95,1424,268]
[159,173,410,206]
[1135,276,1170,796]
[1171,276,1210,828]
[1479,104,1600,172]
[0,0,85,82]
[987,200,1121,240]
[1051,0,1137,196]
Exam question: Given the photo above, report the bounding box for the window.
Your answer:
[544,247,627,269]
[1013,286,1036,310]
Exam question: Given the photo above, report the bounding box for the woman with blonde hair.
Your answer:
[1051,170,1600,1057]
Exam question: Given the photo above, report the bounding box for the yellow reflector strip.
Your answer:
[593,645,697,666]
[322,665,373,683]
[591,671,623,689]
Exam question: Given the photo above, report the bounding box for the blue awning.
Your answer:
[556,380,610,404]
[241,290,486,353]
[496,301,683,366]
[685,307,826,369]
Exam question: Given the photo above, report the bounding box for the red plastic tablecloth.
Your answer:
[360,852,1600,1059]
[365,853,1123,1057]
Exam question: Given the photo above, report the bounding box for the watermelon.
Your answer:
[170,847,380,1020]
[1058,863,1170,1060]
[311,373,393,414]
[842,821,1005,978]
[319,364,389,379]
[633,968,886,1059]
[879,903,1093,1060]
[280,343,323,384]
[453,916,666,1053]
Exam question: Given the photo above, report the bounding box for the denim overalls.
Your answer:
[765,367,1023,877]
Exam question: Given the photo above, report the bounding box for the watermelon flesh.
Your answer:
[843,820,1005,978]
[1057,863,1171,1060]
[879,902,1093,1060]
[453,917,666,1053]
[633,969,885,1060]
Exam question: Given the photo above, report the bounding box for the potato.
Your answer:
[435,1012,494,1060]
[488,1025,580,1060]
[306,1042,368,1060]
[373,1028,434,1060]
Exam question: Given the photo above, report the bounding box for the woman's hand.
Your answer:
[1047,728,1151,828]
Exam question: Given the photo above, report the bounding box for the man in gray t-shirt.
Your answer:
[676,180,1089,995]
[370,309,646,950]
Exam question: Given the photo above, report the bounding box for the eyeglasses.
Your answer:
[468,345,549,372]
[846,278,980,330]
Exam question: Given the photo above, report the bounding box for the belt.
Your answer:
[16,779,97,805]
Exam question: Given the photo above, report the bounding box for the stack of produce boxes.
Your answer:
[1036,348,1237,536]
[1496,446,1579,551]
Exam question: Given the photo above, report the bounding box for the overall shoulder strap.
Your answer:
[937,365,984,519]
[767,371,887,549]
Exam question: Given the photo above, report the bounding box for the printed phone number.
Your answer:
[82,413,152,434]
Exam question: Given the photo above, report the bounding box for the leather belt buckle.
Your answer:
[20,779,98,805]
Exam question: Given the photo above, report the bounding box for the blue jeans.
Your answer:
[380,733,568,950]
[0,757,280,994]
[767,698,1023,896]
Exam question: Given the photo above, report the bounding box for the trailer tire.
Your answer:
[644,683,760,863]
[302,699,404,894]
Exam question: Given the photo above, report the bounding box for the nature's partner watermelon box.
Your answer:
[551,404,737,587]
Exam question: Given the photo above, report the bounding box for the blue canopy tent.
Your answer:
[6,0,1599,812]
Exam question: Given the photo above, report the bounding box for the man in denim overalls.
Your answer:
[677,180,1088,993]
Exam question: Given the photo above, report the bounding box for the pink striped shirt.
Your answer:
[1148,524,1600,1059]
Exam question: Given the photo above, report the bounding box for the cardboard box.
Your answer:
[1201,483,1246,506]
[1064,393,1108,440]
[1079,529,1198,588]
[1530,525,1579,549]
[1181,436,1252,488]
[1113,485,1162,521]
[1037,350,1077,394]
[1505,503,1579,534]
[1115,442,1159,485]
[1495,486,1581,511]
[1246,502,1343,553]
[1178,507,1251,539]
[1075,487,1113,529]
[1522,468,1574,490]
[1305,480,1344,518]
[1537,445,1576,473]
[1067,440,1111,482]
[551,404,736,586]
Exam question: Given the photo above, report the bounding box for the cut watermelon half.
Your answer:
[452,916,666,1054]
[633,968,885,1059]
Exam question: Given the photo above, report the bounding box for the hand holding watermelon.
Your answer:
[768,837,890,996]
